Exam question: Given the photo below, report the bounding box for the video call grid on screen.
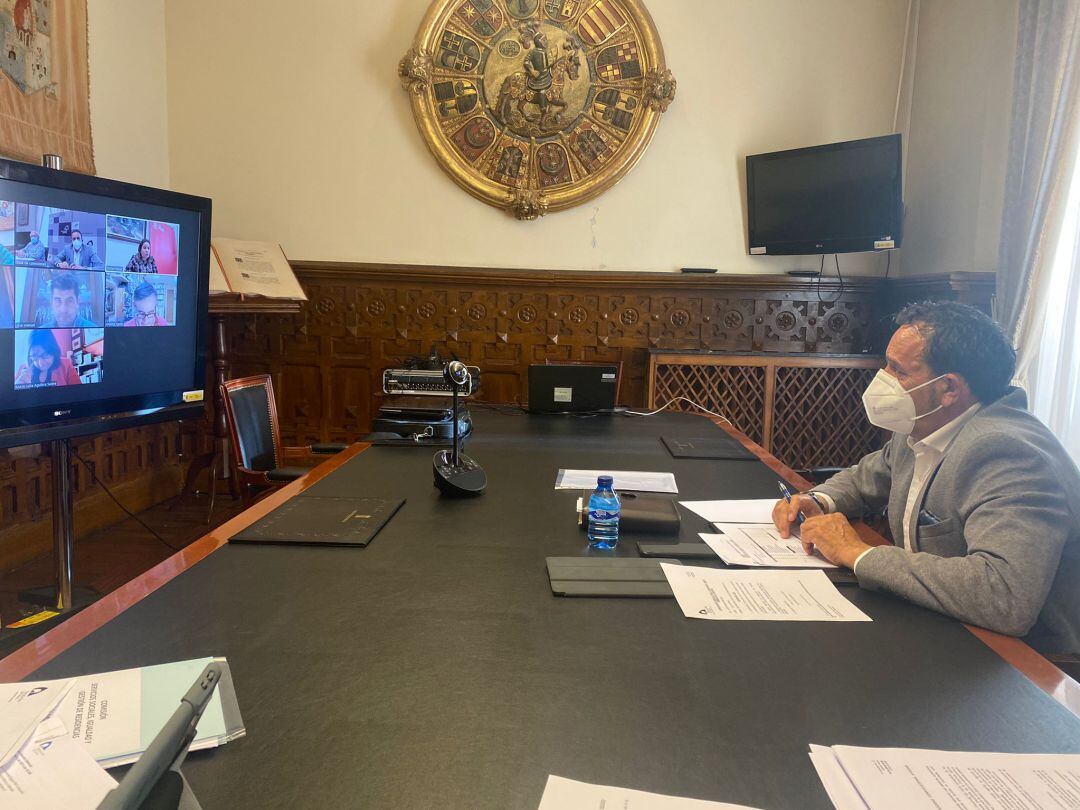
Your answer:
[0,180,203,406]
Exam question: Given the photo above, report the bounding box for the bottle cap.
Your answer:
[597,475,613,487]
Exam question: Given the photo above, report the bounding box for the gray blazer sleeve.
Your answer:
[812,437,897,518]
[855,432,1071,636]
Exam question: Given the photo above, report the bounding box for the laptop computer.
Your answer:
[528,363,619,413]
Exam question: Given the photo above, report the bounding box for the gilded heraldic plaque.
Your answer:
[399,0,676,220]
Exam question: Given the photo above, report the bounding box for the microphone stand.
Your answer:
[433,362,487,497]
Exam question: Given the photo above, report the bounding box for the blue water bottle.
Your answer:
[587,475,621,549]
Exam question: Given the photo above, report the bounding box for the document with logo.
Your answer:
[809,744,1080,810]
[537,775,764,809]
[660,565,871,622]
[20,657,244,768]
[0,678,75,768]
[0,732,117,809]
[679,499,776,524]
[702,524,837,569]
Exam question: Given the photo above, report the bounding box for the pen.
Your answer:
[777,481,805,525]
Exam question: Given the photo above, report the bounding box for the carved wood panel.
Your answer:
[222,264,891,446]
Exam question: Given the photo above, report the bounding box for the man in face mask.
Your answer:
[53,229,103,269]
[772,300,1080,654]
[16,230,47,263]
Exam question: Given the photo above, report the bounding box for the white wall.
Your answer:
[164,0,908,274]
[898,0,1018,277]
[87,0,170,187]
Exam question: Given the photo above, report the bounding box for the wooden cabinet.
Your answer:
[648,351,887,471]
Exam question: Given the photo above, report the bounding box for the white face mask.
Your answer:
[862,369,946,435]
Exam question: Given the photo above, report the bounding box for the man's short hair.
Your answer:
[50,273,79,294]
[894,301,1016,403]
[133,281,157,302]
[70,229,82,239]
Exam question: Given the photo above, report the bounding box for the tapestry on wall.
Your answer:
[0,0,95,174]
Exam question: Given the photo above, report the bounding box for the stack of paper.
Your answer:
[538,775,763,809]
[0,678,75,767]
[556,469,679,493]
[0,680,116,808]
[809,744,1080,809]
[48,656,245,767]
[679,499,776,523]
[702,524,836,569]
[661,565,870,622]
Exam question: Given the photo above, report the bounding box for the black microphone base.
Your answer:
[433,450,487,497]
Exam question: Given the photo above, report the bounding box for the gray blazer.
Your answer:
[815,388,1080,654]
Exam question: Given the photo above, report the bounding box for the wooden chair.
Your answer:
[220,374,346,505]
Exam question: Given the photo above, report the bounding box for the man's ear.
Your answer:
[941,373,969,407]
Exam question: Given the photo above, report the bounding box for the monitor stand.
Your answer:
[17,438,97,612]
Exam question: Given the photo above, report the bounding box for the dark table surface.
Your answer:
[29,411,1080,809]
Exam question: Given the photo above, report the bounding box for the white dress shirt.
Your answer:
[814,403,982,572]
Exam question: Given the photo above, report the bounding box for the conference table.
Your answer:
[3,410,1080,809]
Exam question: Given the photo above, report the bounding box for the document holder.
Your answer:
[661,435,757,461]
[546,557,682,597]
[576,492,681,535]
[230,497,405,547]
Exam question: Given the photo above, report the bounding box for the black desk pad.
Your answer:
[28,412,1080,810]
[229,497,405,547]
[662,434,757,460]
[546,556,681,597]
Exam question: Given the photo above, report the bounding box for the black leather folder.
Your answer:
[546,557,682,597]
[230,497,405,547]
[576,492,681,535]
[661,435,757,461]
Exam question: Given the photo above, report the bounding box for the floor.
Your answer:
[0,493,246,659]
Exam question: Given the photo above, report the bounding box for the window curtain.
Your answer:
[997,0,1080,337]
[999,0,1080,462]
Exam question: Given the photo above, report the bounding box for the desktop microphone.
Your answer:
[433,361,487,497]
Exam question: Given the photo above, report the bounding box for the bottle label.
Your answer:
[589,509,619,522]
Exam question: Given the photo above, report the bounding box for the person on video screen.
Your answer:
[53,229,103,269]
[124,239,158,274]
[14,329,81,387]
[16,230,48,263]
[0,241,12,265]
[40,273,97,328]
[124,281,167,326]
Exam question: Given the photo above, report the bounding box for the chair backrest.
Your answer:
[220,374,281,473]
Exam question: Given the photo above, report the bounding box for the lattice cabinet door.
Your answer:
[648,355,768,446]
[648,352,885,470]
[772,364,887,470]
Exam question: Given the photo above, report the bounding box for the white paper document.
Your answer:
[809,744,1080,810]
[679,499,776,523]
[702,524,837,569]
[0,732,117,810]
[0,678,75,768]
[661,565,871,622]
[555,469,678,493]
[13,657,244,768]
[210,238,307,299]
[537,775,764,810]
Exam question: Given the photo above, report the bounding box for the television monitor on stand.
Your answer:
[746,133,903,256]
[0,155,212,615]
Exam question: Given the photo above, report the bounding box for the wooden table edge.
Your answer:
[0,443,370,682]
[706,415,1080,718]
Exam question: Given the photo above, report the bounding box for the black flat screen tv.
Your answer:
[746,134,903,256]
[0,158,211,449]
